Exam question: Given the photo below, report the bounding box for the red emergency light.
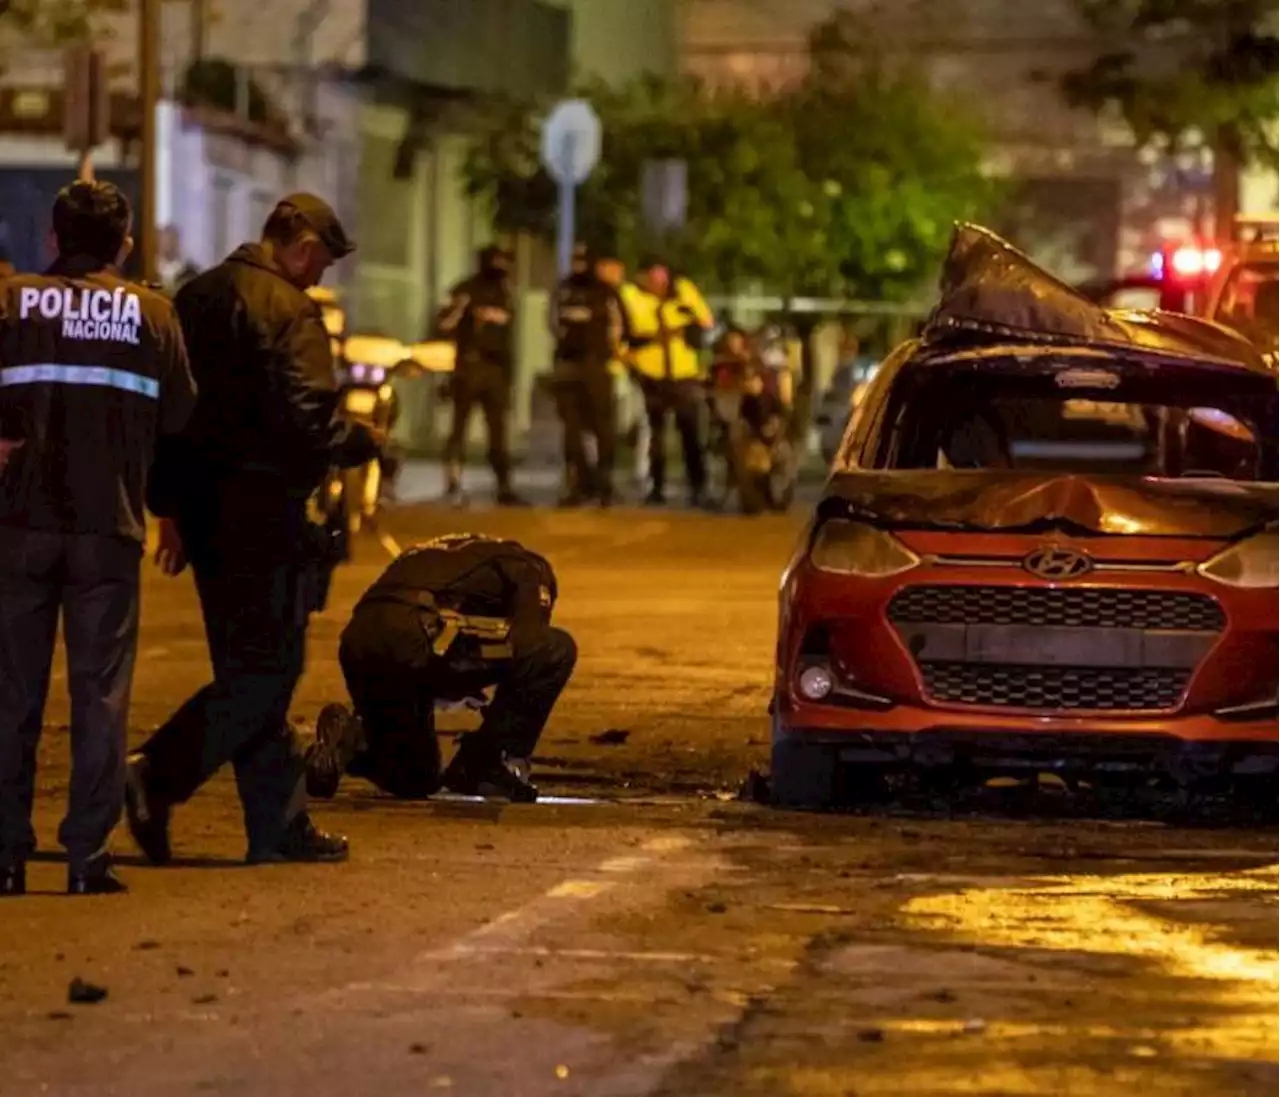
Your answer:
[1151,244,1222,280]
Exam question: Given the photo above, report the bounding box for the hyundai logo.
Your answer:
[1023,546,1094,580]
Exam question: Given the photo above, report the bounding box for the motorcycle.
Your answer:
[319,334,427,562]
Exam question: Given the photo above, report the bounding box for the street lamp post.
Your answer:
[138,0,161,283]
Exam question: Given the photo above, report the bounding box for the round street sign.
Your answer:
[540,99,601,186]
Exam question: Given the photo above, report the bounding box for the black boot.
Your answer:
[1,860,25,897]
[125,754,172,865]
[496,487,529,507]
[442,743,538,804]
[68,854,127,895]
[246,813,349,865]
[305,703,366,800]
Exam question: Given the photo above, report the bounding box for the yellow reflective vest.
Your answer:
[619,278,714,382]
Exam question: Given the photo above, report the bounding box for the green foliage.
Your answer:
[1061,0,1279,160]
[0,0,128,45]
[462,24,996,300]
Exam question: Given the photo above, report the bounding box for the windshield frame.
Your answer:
[1211,259,1279,348]
[862,344,1278,482]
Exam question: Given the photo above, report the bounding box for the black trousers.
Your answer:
[338,605,577,799]
[640,378,706,496]
[137,554,318,855]
[0,528,140,871]
[554,362,616,495]
[444,360,512,490]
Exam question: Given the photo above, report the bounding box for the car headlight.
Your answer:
[810,520,921,577]
[1196,525,1278,589]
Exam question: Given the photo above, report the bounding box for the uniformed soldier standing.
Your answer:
[551,244,625,506]
[305,534,576,804]
[437,245,525,506]
[0,181,196,895]
[125,194,379,867]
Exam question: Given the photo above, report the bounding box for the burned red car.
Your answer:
[773,225,1278,807]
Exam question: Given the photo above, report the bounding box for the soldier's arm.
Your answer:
[500,553,553,654]
[436,284,470,336]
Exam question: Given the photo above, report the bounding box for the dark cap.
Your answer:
[272,192,354,258]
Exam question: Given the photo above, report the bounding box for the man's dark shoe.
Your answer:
[644,489,665,506]
[1,861,25,897]
[246,814,349,864]
[125,754,172,865]
[305,703,365,800]
[68,855,127,895]
[557,491,588,508]
[443,751,538,804]
[496,489,529,507]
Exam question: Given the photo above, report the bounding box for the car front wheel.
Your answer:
[770,737,839,810]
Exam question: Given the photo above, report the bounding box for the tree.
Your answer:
[0,0,129,47]
[1061,0,1278,233]
[461,26,995,302]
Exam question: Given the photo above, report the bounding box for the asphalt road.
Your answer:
[3,501,1276,1096]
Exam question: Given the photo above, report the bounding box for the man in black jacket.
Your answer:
[551,244,625,506]
[305,534,576,804]
[126,193,379,866]
[437,245,524,506]
[0,180,196,895]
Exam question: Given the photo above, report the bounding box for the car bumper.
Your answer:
[777,702,1278,776]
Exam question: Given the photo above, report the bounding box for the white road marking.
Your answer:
[378,532,403,558]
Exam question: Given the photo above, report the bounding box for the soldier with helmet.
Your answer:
[436,245,525,506]
[306,533,577,804]
[550,243,625,506]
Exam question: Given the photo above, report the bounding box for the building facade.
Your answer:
[681,0,1279,281]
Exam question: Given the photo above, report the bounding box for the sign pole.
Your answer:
[540,99,601,276]
[556,133,577,278]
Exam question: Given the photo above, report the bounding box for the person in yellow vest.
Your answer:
[618,258,714,506]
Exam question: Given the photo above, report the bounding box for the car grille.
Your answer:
[887,585,1225,632]
[888,584,1223,714]
[921,663,1192,712]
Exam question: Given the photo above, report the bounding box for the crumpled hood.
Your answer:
[822,471,1277,539]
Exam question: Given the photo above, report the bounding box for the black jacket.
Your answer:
[551,272,623,366]
[0,255,196,543]
[150,245,377,555]
[356,535,556,655]
[437,272,515,370]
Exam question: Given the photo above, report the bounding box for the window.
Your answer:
[210,175,235,262]
[873,352,1278,482]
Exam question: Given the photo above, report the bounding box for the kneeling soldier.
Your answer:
[307,534,575,803]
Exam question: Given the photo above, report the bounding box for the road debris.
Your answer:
[589,729,630,746]
[67,978,107,1005]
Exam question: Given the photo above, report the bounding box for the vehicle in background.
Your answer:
[772,224,1277,809]
[814,354,880,466]
[306,287,453,560]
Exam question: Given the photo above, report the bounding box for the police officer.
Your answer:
[437,246,524,506]
[124,193,379,867]
[618,259,714,506]
[0,180,196,895]
[551,244,625,506]
[305,534,576,804]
